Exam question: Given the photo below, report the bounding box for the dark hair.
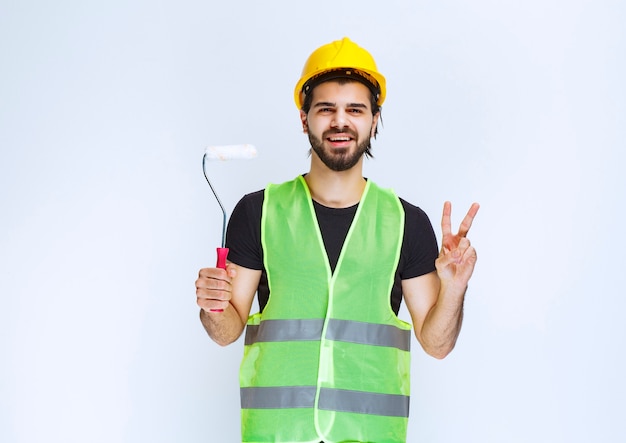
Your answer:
[301,78,382,157]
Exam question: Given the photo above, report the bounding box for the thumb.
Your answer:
[225,264,238,279]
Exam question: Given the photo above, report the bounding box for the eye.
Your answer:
[348,108,364,114]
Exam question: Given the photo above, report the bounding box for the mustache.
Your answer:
[323,128,358,139]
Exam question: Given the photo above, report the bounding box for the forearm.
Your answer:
[419,282,467,359]
[414,201,479,359]
[199,303,246,347]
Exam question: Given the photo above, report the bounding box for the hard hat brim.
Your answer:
[294,67,386,109]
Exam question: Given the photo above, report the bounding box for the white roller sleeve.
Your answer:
[204,144,257,161]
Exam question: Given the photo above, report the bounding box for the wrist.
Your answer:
[439,279,468,300]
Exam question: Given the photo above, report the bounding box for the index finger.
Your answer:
[197,266,232,284]
[440,201,453,237]
[457,202,480,237]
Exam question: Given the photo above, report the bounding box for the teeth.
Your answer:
[330,137,350,141]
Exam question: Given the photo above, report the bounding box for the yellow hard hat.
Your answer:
[294,37,387,109]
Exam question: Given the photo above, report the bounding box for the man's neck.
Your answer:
[304,160,366,208]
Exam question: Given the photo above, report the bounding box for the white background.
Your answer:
[1,0,624,442]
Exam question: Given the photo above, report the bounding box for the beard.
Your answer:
[308,128,371,172]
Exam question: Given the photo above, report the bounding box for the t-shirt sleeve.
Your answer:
[224,190,264,270]
[399,199,439,280]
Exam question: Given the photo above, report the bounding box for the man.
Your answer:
[196,37,479,443]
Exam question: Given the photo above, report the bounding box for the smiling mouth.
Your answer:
[328,135,353,142]
[325,129,356,145]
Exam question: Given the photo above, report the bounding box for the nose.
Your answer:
[331,109,349,129]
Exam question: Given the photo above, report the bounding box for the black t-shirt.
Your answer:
[225,186,439,315]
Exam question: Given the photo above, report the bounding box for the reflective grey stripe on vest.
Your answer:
[240,386,316,409]
[245,318,410,351]
[244,319,324,345]
[326,319,410,351]
[241,386,409,418]
[319,388,410,417]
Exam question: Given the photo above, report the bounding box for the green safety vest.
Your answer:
[240,176,411,443]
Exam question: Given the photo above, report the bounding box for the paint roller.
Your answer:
[202,144,257,296]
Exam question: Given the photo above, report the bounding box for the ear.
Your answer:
[370,111,380,138]
[300,110,308,133]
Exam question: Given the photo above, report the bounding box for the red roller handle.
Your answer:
[216,247,229,270]
[209,247,229,313]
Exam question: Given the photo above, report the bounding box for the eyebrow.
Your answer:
[313,101,369,109]
[313,101,336,108]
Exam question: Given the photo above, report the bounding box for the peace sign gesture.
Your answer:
[436,201,480,290]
